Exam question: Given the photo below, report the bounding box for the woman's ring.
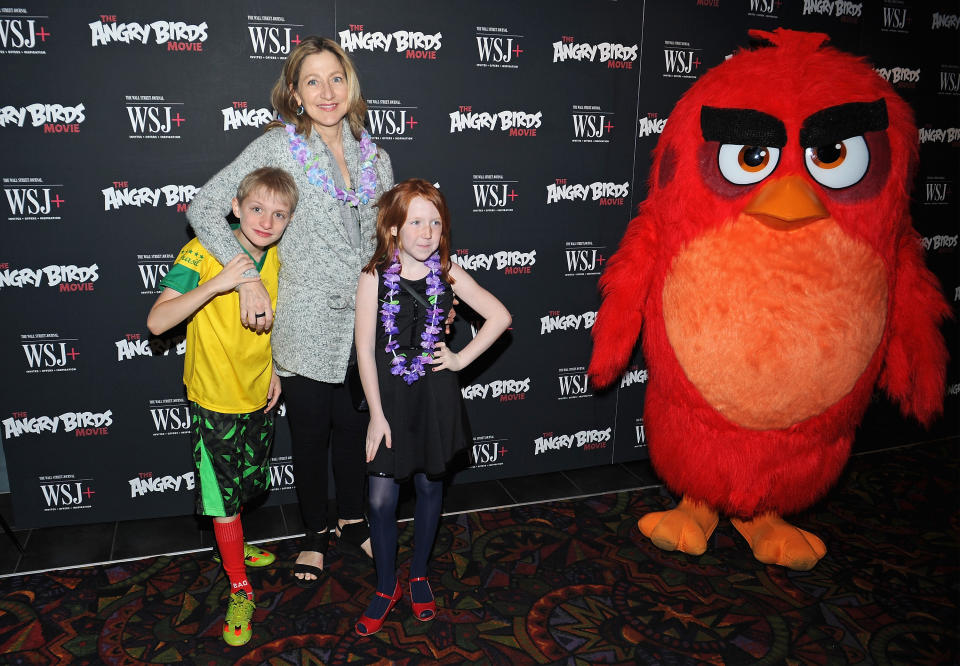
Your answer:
[255,312,266,318]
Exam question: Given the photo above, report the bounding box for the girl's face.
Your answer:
[291,50,349,132]
[392,196,442,265]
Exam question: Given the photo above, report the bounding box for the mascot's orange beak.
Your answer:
[743,175,829,231]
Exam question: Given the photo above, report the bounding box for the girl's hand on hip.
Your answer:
[431,342,464,372]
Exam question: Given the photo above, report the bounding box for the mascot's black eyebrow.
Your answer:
[799,99,888,147]
[700,107,787,147]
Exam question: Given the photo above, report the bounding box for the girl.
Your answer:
[353,179,512,635]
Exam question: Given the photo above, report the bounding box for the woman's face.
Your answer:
[292,50,350,132]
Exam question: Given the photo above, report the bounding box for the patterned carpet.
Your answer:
[0,439,956,665]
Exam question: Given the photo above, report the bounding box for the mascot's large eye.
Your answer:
[804,136,869,189]
[717,144,780,184]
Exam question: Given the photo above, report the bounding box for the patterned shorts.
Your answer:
[190,402,275,517]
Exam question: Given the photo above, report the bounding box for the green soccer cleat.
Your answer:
[212,542,276,568]
[241,543,275,567]
[222,591,255,646]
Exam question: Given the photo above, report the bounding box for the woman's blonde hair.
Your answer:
[268,36,366,139]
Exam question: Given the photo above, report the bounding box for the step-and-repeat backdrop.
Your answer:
[2,1,957,527]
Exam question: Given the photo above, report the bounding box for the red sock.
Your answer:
[213,516,252,599]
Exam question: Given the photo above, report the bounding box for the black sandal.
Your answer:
[293,529,329,589]
[336,519,372,558]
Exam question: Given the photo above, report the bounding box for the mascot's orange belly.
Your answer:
[662,215,888,430]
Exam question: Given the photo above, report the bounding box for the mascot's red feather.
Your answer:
[588,28,949,570]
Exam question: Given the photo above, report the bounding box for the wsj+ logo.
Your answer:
[269,462,295,486]
[150,405,190,433]
[882,6,909,29]
[473,183,518,208]
[926,182,951,203]
[476,36,522,63]
[470,441,506,465]
[664,48,701,74]
[941,71,960,94]
[367,109,417,136]
[127,106,185,134]
[5,187,64,215]
[41,482,94,507]
[749,0,781,13]
[572,114,613,139]
[248,26,301,55]
[565,248,605,272]
[23,342,78,368]
[558,372,589,397]
[0,18,49,48]
[138,263,169,290]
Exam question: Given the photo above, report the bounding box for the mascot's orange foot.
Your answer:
[730,514,826,571]
[637,497,719,556]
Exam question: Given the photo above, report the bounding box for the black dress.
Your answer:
[368,273,469,479]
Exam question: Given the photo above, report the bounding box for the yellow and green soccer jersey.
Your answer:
[160,236,278,414]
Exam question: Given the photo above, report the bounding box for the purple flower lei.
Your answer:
[284,120,378,207]
[380,251,445,385]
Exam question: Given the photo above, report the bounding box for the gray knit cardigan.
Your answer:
[187,123,394,383]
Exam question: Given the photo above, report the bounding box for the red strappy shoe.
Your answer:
[355,580,402,636]
[409,576,436,621]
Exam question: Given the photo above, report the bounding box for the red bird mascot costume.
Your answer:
[588,28,949,571]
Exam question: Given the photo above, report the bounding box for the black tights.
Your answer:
[368,473,443,594]
[282,374,367,535]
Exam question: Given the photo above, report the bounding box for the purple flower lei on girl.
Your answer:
[380,250,445,385]
[284,120,378,207]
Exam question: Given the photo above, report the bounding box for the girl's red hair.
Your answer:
[363,179,454,283]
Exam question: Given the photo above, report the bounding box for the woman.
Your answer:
[188,36,392,586]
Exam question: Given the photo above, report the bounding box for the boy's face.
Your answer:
[231,187,292,252]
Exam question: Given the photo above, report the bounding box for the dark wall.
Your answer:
[2,0,956,527]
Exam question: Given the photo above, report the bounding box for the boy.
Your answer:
[147,167,297,647]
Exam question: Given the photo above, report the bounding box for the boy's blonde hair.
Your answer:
[236,167,299,214]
